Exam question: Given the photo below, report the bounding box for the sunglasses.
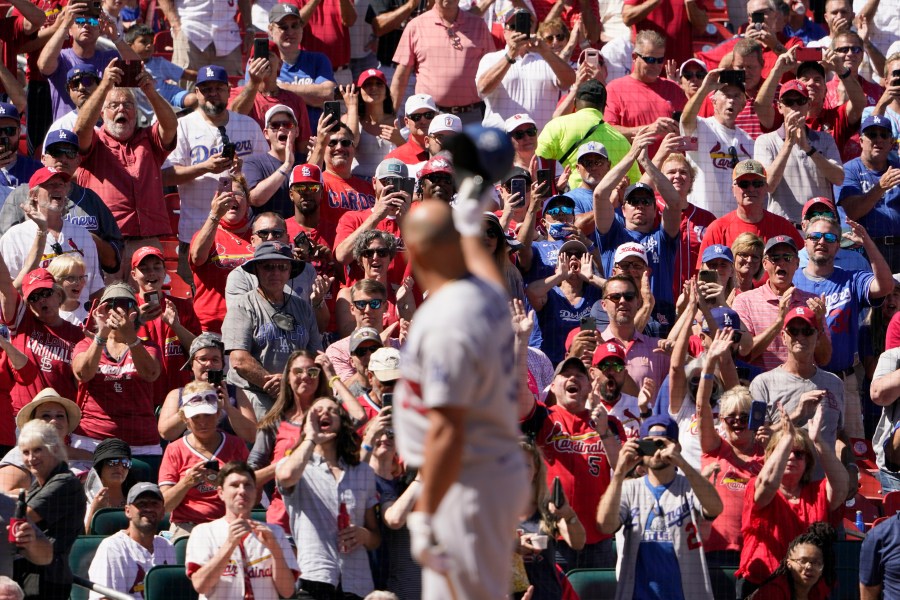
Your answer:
[328,139,353,148]
[543,33,566,42]
[408,111,436,123]
[634,53,665,65]
[805,210,835,219]
[786,325,816,337]
[253,228,285,240]
[74,17,99,26]
[0,126,18,137]
[789,449,808,460]
[510,127,537,140]
[485,229,499,239]
[863,130,893,140]
[736,180,766,189]
[545,206,574,216]
[834,45,863,54]
[294,366,321,378]
[47,147,78,159]
[597,360,626,373]
[681,70,706,80]
[806,231,838,243]
[360,248,391,259]
[353,299,384,310]
[291,183,322,193]
[61,274,88,284]
[68,76,98,89]
[268,120,295,130]
[605,292,637,302]
[723,413,750,427]
[625,196,655,207]
[780,96,809,108]
[183,391,219,406]
[105,458,132,469]
[259,263,291,272]
[765,253,796,263]
[105,298,136,311]
[352,345,380,358]
[27,288,55,303]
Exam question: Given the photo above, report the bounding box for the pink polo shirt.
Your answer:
[600,328,671,386]
[392,8,494,107]
[76,123,175,238]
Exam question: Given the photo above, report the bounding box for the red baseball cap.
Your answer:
[290,164,323,185]
[356,68,387,88]
[28,167,70,189]
[592,341,626,366]
[131,246,165,269]
[21,268,56,300]
[419,156,453,178]
[801,197,836,220]
[779,80,809,99]
[784,306,818,330]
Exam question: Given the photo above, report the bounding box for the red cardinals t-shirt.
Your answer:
[189,228,252,333]
[137,294,201,403]
[321,171,376,236]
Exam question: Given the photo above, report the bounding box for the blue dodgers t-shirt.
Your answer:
[525,238,566,285]
[529,285,601,365]
[599,218,677,306]
[860,514,900,597]
[143,56,186,106]
[279,52,335,133]
[793,266,877,371]
[837,156,900,239]
[568,186,593,216]
[634,479,684,600]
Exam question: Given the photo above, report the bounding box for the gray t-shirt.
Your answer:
[873,348,900,472]
[750,366,844,480]
[222,289,322,397]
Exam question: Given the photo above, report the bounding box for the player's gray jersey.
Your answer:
[394,276,520,469]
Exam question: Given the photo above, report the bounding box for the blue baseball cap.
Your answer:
[542,194,575,214]
[639,415,679,441]
[702,244,734,264]
[196,65,229,86]
[701,306,742,334]
[861,115,894,135]
[66,64,100,83]
[0,101,19,122]
[44,129,79,151]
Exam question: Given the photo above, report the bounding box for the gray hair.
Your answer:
[352,230,399,261]
[18,420,67,463]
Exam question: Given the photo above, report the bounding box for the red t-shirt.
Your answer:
[333,209,409,287]
[189,227,253,333]
[284,0,350,70]
[701,441,764,553]
[886,311,900,350]
[137,294,201,403]
[696,210,803,269]
[622,0,706,66]
[226,86,312,148]
[737,478,830,585]
[17,2,67,82]
[158,434,250,524]
[673,202,717,299]
[75,123,176,237]
[265,421,303,531]
[72,338,162,446]
[0,15,28,85]
[384,140,427,165]
[807,103,859,163]
[750,572,831,600]
[5,300,85,416]
[321,171,377,237]
[285,218,342,334]
[697,35,805,82]
[0,351,38,446]
[605,74,687,130]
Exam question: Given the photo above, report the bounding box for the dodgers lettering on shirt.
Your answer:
[599,218,677,306]
[530,286,601,365]
[190,141,255,165]
[525,239,565,284]
[254,323,311,352]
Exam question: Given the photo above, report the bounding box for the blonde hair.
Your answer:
[47,254,86,279]
[719,385,752,416]
[731,232,765,279]
[766,427,816,485]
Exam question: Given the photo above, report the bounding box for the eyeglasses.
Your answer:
[408,111,436,123]
[353,299,385,310]
[805,210,835,219]
[61,274,88,284]
[27,289,54,303]
[545,206,574,216]
[446,27,463,51]
[616,261,645,272]
[765,253,796,263]
[780,96,809,107]
[634,53,665,65]
[352,345,381,358]
[863,130,893,140]
[294,366,321,378]
[624,196,655,207]
[735,180,766,189]
[681,70,706,80]
[74,17,100,26]
[291,183,322,193]
[722,413,750,427]
[0,126,18,136]
[268,120,295,130]
[735,252,761,262]
[424,173,453,185]
[68,76,98,89]
[789,557,823,569]
[597,360,626,373]
[360,248,391,259]
[47,147,78,159]
[834,45,863,54]
[579,157,607,169]
[253,229,285,240]
[789,449,808,460]
[543,33,566,42]
[105,458,132,469]
[786,326,816,337]
[104,101,135,111]
[806,231,838,243]
[510,127,537,140]
[259,263,291,272]
[327,138,353,148]
[105,299,136,311]
[605,291,637,302]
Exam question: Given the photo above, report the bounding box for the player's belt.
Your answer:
[872,235,899,246]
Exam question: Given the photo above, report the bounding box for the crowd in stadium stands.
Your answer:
[2,0,900,598]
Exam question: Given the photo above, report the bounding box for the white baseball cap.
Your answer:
[428,113,462,135]
[679,58,707,75]
[576,141,608,162]
[614,243,648,265]
[264,104,297,126]
[405,94,438,115]
[504,113,536,133]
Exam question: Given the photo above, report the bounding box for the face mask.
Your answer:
[547,222,572,239]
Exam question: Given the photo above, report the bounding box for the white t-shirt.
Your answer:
[168,110,267,242]
[684,116,754,218]
[0,219,103,306]
[88,530,177,600]
[476,50,564,130]
[605,393,642,439]
[185,517,299,600]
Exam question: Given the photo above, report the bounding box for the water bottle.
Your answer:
[856,510,866,534]
[8,491,25,543]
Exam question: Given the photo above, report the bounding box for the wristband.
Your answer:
[278,169,289,177]
[128,338,142,348]
[361,443,374,453]
[701,373,715,380]
[805,147,818,157]
[208,214,221,224]
[505,54,516,65]
[839,69,853,80]
[94,335,107,347]
[329,375,341,388]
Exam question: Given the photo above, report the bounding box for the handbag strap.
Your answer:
[557,119,605,165]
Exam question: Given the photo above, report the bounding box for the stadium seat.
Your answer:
[143,565,198,600]
[153,30,173,61]
[69,535,107,600]
[89,507,171,536]
[884,490,900,516]
[174,536,189,565]
[566,568,617,598]
[708,565,739,599]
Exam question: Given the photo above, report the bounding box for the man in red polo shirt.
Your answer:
[72,58,177,275]
[385,94,436,166]
[622,0,709,68]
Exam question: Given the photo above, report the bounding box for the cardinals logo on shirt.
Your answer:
[708,142,750,170]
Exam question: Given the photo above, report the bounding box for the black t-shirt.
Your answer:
[365,0,428,67]
[27,461,86,583]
